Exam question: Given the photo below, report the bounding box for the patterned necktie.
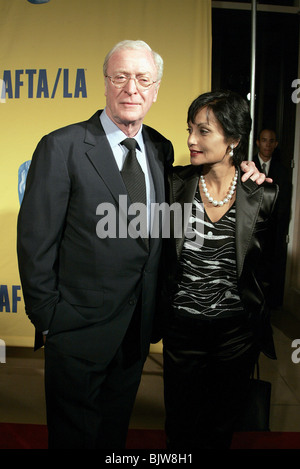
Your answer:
[261,163,267,175]
[121,138,146,206]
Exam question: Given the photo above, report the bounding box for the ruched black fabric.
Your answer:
[163,313,259,449]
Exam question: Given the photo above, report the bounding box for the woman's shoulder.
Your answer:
[262,180,279,195]
[169,164,200,179]
[239,169,278,198]
[239,177,279,214]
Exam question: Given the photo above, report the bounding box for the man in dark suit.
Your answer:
[17,40,175,449]
[17,39,265,449]
[254,129,292,306]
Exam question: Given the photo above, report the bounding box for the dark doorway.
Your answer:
[212,4,299,306]
[212,6,299,173]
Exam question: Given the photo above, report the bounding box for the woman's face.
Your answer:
[187,107,231,166]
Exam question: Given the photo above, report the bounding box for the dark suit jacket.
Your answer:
[158,165,278,359]
[17,110,174,363]
[253,154,291,231]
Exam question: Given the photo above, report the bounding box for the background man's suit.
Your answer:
[17,110,174,447]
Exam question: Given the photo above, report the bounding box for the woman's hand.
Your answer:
[240,160,273,184]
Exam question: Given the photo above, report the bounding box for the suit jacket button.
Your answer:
[129,299,136,305]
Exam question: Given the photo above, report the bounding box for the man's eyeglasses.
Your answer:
[105,73,157,90]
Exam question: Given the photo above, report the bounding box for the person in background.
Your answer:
[255,128,278,177]
[254,129,292,307]
[159,91,278,449]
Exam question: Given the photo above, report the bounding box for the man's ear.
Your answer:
[152,81,161,103]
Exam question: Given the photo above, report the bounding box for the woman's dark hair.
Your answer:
[187,90,252,165]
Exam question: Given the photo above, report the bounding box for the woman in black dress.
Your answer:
[161,90,278,449]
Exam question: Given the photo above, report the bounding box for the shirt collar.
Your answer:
[258,153,271,168]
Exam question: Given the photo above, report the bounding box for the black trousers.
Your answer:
[44,298,143,449]
[163,314,259,450]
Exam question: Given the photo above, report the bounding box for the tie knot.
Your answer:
[122,138,137,151]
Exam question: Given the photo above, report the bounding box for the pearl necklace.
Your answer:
[200,170,238,207]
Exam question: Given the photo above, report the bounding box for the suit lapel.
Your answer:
[84,112,166,251]
[235,171,264,278]
[84,111,129,205]
[142,127,164,206]
[142,127,166,251]
[84,112,147,249]
[169,166,199,259]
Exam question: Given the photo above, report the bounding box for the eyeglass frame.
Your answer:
[105,73,158,90]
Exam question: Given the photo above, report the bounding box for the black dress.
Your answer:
[163,188,259,449]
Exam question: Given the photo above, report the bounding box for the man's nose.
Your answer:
[124,77,138,94]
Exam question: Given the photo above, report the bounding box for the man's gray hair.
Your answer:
[103,39,164,82]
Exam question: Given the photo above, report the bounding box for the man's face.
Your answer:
[104,48,160,133]
[256,130,278,161]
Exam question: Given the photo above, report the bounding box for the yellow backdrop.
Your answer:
[0,0,211,347]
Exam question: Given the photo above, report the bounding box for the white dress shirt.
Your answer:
[100,108,156,233]
[258,154,271,176]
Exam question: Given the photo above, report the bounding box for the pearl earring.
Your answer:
[229,144,234,157]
